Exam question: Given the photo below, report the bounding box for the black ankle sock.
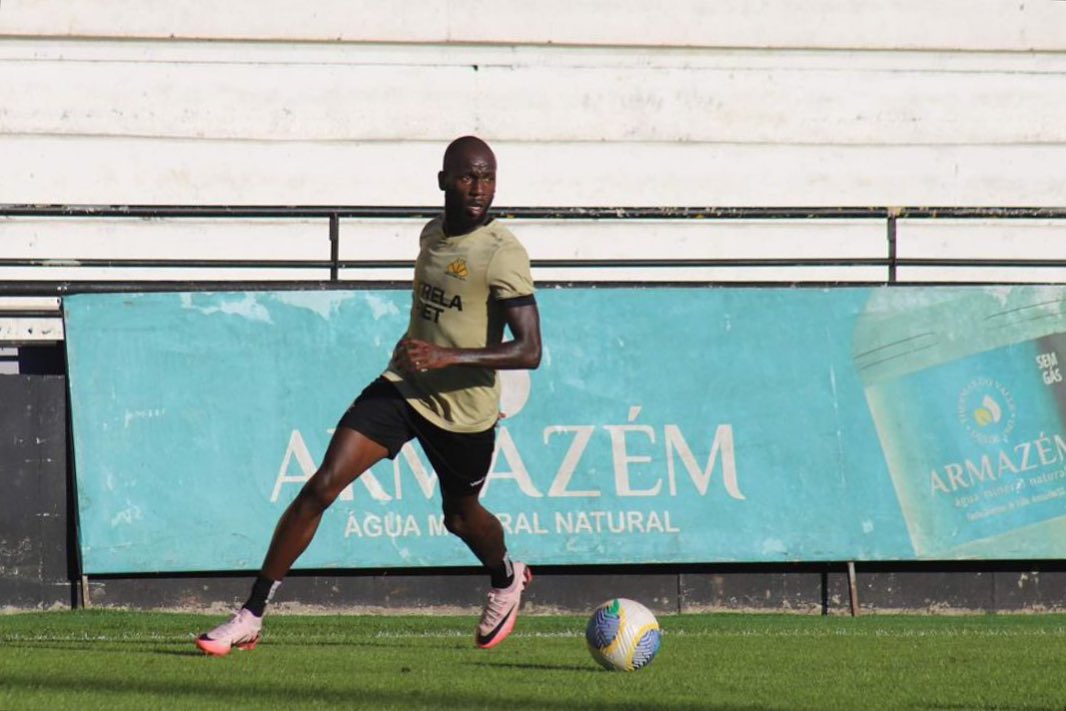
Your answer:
[488,554,515,589]
[243,575,279,617]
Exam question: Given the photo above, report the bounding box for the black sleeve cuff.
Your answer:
[497,294,537,308]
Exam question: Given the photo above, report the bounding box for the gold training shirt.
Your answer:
[384,216,535,432]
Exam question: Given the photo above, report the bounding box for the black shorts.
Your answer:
[337,377,496,496]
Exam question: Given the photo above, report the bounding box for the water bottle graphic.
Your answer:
[853,286,1066,558]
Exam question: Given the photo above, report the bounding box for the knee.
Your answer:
[442,497,491,538]
[296,469,343,514]
[443,510,467,537]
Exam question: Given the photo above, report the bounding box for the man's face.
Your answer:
[439,146,496,233]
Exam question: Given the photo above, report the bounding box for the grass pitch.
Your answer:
[2,610,1066,710]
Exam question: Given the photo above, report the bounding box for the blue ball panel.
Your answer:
[585,606,621,649]
[631,628,662,669]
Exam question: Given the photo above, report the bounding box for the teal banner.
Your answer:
[64,287,1066,573]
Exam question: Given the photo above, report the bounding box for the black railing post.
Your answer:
[887,207,899,284]
[329,213,340,282]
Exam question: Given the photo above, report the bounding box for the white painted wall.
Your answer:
[3,1,1064,51]
[1,0,1065,342]
[2,2,1064,207]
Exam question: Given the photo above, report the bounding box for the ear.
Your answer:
[437,170,446,191]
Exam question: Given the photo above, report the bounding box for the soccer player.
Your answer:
[196,136,541,656]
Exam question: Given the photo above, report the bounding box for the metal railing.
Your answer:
[1,204,1065,298]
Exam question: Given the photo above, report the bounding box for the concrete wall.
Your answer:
[0,376,72,609]
[2,0,1065,339]
[2,1,1065,207]
[82,564,1066,616]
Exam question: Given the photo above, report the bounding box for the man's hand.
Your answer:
[395,338,451,373]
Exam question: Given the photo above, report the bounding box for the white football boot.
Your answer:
[196,608,263,656]
[476,562,533,649]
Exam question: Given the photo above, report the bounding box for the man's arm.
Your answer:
[395,302,542,373]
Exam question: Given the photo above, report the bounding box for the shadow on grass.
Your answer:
[0,640,185,654]
[929,705,1064,711]
[467,659,593,672]
[0,671,790,711]
[152,648,209,658]
[12,644,206,658]
[0,636,466,654]
[1,639,586,667]
[287,638,470,651]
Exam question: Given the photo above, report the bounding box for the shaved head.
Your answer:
[442,135,496,173]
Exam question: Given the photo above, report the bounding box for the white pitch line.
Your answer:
[5,626,1066,644]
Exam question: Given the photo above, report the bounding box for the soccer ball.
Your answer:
[585,598,662,671]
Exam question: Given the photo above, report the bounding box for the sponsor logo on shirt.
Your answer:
[445,258,469,280]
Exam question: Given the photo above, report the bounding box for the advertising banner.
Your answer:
[64,286,1066,573]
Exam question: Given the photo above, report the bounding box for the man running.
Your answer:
[196,135,541,655]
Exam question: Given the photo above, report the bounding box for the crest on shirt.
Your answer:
[445,258,469,280]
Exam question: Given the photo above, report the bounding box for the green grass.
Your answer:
[2,610,1066,710]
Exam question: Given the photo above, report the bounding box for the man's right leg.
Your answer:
[196,428,388,656]
[259,428,388,580]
